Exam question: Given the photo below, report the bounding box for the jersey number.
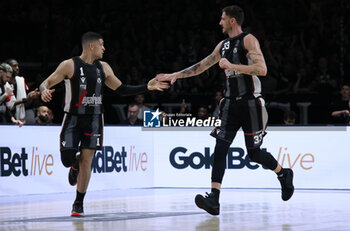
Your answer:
[80,67,84,76]
[253,134,263,145]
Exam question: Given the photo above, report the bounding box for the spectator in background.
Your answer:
[134,94,151,120]
[293,67,316,93]
[1,0,348,125]
[314,57,338,103]
[47,107,54,124]
[197,105,209,120]
[5,58,40,123]
[283,110,297,125]
[331,84,350,124]
[121,103,143,126]
[172,99,192,123]
[36,105,51,125]
[127,66,142,85]
[0,63,22,127]
[209,91,223,118]
[24,98,43,125]
[0,65,13,105]
[272,62,296,99]
[0,64,14,123]
[179,99,189,114]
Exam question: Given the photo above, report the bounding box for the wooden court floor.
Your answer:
[0,188,349,231]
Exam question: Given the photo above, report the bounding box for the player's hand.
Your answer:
[5,86,13,96]
[41,89,55,102]
[147,77,170,91]
[11,117,23,127]
[16,120,23,127]
[27,88,40,99]
[342,110,350,116]
[219,58,233,70]
[156,73,178,85]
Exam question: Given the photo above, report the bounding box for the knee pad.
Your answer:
[60,149,78,168]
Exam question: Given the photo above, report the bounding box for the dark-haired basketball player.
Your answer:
[157,6,294,215]
[40,31,169,216]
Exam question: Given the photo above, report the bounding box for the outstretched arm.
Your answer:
[156,41,223,84]
[11,116,23,127]
[102,62,169,95]
[219,34,267,76]
[331,110,350,117]
[40,59,74,102]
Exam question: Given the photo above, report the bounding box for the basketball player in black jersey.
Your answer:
[40,32,169,216]
[157,5,294,215]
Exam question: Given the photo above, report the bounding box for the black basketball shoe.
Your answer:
[195,192,220,215]
[68,166,79,186]
[71,202,84,217]
[278,168,294,201]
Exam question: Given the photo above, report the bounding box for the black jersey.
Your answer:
[220,32,262,98]
[64,57,106,114]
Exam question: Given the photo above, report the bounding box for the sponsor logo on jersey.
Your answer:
[76,91,102,107]
[225,69,242,77]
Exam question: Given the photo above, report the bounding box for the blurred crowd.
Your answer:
[0,0,349,125]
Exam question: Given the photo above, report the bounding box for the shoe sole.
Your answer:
[282,169,294,201]
[71,212,84,217]
[195,195,220,216]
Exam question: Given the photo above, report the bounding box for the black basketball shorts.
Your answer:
[211,96,268,149]
[60,113,104,151]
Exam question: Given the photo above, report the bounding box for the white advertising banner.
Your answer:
[1,125,349,196]
[0,125,70,196]
[0,126,154,196]
[153,127,350,190]
[91,126,154,190]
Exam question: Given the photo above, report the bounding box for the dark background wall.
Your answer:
[1,0,349,124]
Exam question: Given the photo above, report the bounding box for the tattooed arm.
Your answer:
[218,34,267,76]
[156,41,223,84]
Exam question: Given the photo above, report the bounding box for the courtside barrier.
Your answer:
[0,125,349,195]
